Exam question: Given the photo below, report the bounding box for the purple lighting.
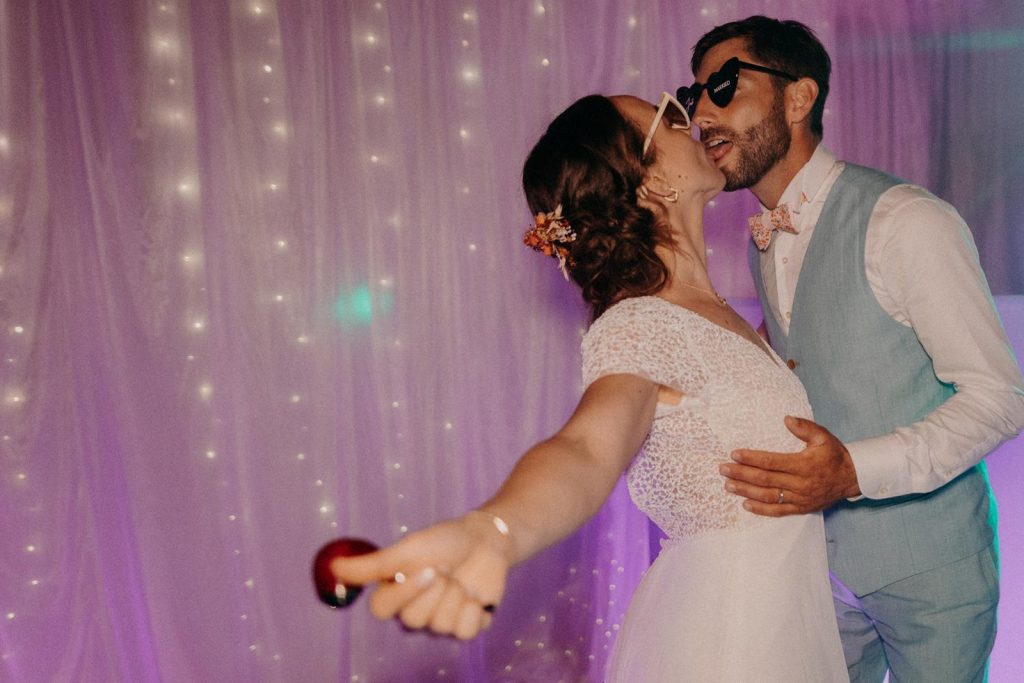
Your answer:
[0,1,1021,681]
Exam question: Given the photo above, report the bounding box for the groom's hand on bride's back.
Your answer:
[719,416,862,517]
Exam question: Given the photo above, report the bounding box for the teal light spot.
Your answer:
[332,283,393,328]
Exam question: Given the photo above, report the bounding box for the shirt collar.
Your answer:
[768,145,837,217]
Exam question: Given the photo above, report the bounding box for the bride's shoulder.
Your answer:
[594,296,693,324]
[586,296,691,339]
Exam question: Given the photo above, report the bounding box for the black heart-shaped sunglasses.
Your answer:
[676,56,796,117]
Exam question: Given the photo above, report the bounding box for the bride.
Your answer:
[329,93,848,681]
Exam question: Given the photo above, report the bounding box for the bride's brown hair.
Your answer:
[522,95,674,319]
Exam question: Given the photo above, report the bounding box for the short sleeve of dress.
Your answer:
[581,297,708,394]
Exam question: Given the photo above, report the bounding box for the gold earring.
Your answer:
[641,177,679,203]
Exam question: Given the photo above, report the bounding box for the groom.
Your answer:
[684,15,1024,682]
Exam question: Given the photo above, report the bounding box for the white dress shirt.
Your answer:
[758,145,1024,499]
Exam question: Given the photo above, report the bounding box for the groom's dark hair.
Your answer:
[691,16,831,138]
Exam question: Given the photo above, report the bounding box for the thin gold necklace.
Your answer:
[681,282,727,306]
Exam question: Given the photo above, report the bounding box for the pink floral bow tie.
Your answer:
[748,204,798,251]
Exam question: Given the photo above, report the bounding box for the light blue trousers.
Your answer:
[832,543,999,683]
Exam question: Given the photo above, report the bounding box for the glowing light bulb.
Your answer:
[198,383,213,399]
[177,180,197,197]
[181,251,201,269]
[263,64,273,73]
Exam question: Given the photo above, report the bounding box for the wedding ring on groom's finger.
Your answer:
[777,489,785,504]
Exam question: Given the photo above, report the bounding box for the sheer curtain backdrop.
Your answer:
[1,1,1022,681]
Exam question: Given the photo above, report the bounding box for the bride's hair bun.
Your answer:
[522,95,673,318]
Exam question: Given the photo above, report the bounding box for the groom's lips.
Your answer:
[703,137,732,163]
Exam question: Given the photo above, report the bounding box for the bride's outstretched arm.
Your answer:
[329,372,657,639]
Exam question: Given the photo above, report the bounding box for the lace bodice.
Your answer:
[582,296,813,540]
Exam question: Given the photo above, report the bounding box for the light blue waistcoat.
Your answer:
[750,164,995,596]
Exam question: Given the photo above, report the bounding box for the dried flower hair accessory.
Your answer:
[523,204,576,280]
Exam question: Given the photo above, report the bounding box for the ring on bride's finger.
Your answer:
[777,489,785,504]
[443,573,494,609]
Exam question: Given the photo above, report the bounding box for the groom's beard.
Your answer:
[716,94,791,192]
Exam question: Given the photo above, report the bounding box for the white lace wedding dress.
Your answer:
[582,296,847,682]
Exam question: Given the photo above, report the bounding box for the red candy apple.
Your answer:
[312,538,379,608]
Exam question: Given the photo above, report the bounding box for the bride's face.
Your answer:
[614,95,725,199]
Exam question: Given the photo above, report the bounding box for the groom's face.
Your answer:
[692,38,791,192]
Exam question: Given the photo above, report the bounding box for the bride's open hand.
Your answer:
[328,511,514,640]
